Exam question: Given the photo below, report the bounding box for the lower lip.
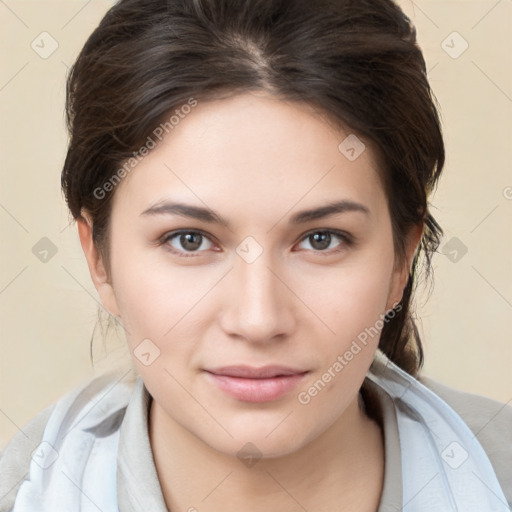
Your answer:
[204,372,308,403]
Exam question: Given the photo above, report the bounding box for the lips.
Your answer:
[206,365,306,379]
[203,365,309,402]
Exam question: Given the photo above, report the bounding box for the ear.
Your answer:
[77,212,121,317]
[386,222,424,311]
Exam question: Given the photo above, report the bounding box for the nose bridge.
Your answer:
[239,254,278,310]
[223,248,294,342]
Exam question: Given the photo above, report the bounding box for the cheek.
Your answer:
[107,238,183,342]
[292,261,395,432]
[304,255,395,342]
[109,245,223,379]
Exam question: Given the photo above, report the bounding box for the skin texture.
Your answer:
[78,91,422,511]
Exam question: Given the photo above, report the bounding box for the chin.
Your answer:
[200,419,313,461]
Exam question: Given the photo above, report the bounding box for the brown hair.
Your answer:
[61,0,445,376]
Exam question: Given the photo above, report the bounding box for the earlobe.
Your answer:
[77,213,121,317]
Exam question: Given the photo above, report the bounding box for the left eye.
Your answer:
[297,230,350,253]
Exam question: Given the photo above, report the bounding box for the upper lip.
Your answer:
[205,365,308,379]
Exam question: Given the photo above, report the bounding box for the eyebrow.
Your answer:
[140,199,370,228]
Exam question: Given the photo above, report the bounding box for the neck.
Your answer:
[149,391,384,512]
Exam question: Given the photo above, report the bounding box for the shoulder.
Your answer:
[418,374,512,441]
[418,374,512,505]
[0,370,136,512]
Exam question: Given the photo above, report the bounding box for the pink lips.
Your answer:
[204,365,308,403]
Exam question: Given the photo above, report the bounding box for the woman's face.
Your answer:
[83,91,416,458]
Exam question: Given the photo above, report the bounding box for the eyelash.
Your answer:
[158,228,355,258]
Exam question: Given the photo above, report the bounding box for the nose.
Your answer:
[219,252,296,344]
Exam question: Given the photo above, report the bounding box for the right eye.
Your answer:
[159,229,217,257]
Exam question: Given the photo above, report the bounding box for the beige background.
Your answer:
[1,0,511,448]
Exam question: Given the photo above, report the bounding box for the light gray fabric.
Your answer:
[1,371,510,511]
[116,378,168,512]
[363,378,403,512]
[418,375,512,507]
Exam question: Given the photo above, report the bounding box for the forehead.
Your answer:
[111,92,387,221]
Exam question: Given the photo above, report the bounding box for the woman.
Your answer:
[1,0,510,510]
